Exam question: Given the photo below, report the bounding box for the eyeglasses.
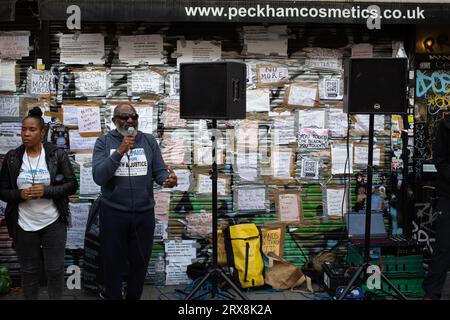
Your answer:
[115,113,139,121]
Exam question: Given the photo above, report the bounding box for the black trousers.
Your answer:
[99,205,155,300]
[15,218,67,300]
[422,196,450,300]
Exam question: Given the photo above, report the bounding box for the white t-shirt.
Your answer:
[17,146,59,231]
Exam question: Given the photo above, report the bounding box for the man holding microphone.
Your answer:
[92,103,177,300]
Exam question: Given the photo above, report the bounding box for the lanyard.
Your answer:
[26,149,42,185]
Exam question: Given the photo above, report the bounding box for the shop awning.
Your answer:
[38,0,450,24]
[0,0,16,21]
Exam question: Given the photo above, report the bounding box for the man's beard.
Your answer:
[117,124,138,137]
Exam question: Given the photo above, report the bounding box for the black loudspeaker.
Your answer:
[344,58,408,114]
[180,62,246,119]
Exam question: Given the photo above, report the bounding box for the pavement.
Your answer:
[2,273,450,300]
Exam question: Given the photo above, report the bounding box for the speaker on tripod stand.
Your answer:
[179,61,248,300]
[340,57,409,300]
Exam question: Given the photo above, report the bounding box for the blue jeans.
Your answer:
[15,218,67,300]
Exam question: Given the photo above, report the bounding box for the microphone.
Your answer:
[127,127,136,136]
[127,127,136,156]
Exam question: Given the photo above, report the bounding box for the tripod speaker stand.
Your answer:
[185,120,248,300]
[337,114,407,300]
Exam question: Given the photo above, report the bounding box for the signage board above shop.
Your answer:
[37,0,450,24]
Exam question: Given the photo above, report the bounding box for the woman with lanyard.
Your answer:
[0,107,78,299]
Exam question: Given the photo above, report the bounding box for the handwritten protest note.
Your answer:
[135,106,154,134]
[130,70,161,95]
[0,95,20,117]
[77,106,101,135]
[256,65,289,86]
[298,128,328,149]
[276,192,302,223]
[237,188,266,211]
[326,187,348,217]
[75,71,107,97]
[0,122,22,154]
[261,227,284,257]
[27,69,55,96]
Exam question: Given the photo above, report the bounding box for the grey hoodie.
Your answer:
[92,129,169,212]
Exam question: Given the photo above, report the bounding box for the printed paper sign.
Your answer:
[176,40,221,66]
[59,33,105,64]
[118,35,164,65]
[111,148,148,177]
[0,34,29,58]
[0,60,16,92]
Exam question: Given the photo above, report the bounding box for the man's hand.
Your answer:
[117,135,135,155]
[163,166,177,188]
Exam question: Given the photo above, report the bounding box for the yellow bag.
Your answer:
[224,223,265,288]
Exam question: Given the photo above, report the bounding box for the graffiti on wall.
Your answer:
[413,201,438,264]
[416,70,450,115]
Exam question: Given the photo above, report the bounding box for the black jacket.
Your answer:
[0,143,78,240]
[434,118,450,197]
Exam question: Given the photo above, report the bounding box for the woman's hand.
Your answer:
[20,188,31,200]
[28,184,45,199]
